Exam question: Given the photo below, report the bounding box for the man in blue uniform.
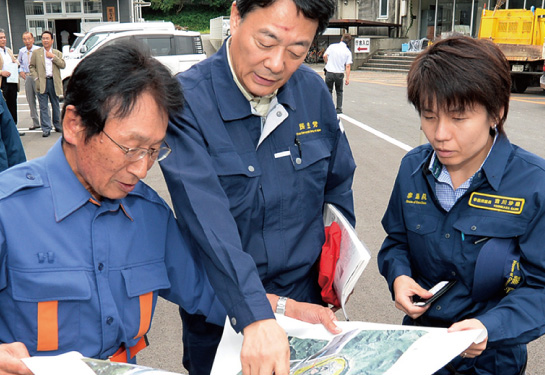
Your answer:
[378,36,545,374]
[0,94,25,172]
[160,0,356,374]
[0,42,224,374]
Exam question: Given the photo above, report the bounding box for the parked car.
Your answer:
[61,29,206,96]
[540,72,545,90]
[63,21,175,60]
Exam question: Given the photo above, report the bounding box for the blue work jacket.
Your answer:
[0,140,223,359]
[0,95,25,172]
[160,42,356,332]
[378,134,545,372]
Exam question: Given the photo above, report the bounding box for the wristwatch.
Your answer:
[276,296,288,315]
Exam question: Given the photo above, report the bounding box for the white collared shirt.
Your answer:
[44,48,53,77]
[0,47,9,70]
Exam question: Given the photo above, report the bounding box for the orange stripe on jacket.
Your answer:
[37,301,58,351]
[135,292,152,339]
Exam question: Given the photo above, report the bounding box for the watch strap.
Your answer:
[276,296,288,315]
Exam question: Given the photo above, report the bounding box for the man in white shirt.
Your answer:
[18,31,40,131]
[0,28,21,135]
[29,31,65,137]
[323,33,353,114]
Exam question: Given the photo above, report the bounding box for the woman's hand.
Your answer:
[392,275,434,319]
[448,319,488,359]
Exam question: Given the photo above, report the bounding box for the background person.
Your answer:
[0,28,21,135]
[0,42,225,374]
[323,33,352,114]
[0,94,25,171]
[378,36,545,374]
[160,0,355,374]
[30,30,65,137]
[18,31,40,131]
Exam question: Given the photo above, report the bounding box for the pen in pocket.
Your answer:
[474,237,490,245]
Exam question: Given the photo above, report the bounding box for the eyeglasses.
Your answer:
[102,130,171,162]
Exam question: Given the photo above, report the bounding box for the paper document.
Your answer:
[4,61,18,84]
[323,203,371,320]
[211,315,484,375]
[23,351,182,375]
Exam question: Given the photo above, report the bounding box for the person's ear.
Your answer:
[62,105,84,145]
[230,1,241,36]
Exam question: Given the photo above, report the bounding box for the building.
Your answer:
[323,0,545,67]
[0,0,144,51]
[356,0,545,40]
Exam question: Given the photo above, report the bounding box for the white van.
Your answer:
[61,29,206,95]
[63,21,175,60]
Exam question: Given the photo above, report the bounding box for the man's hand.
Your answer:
[392,275,433,319]
[286,299,341,334]
[448,319,488,359]
[0,343,32,375]
[19,72,26,80]
[266,294,341,335]
[0,71,10,78]
[241,319,290,375]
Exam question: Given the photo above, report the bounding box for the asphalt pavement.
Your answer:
[14,66,545,374]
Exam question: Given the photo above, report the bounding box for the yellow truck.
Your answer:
[478,7,545,93]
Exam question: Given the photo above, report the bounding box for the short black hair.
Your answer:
[41,30,54,39]
[407,36,511,134]
[235,0,335,35]
[62,41,184,141]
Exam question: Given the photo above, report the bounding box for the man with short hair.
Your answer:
[30,31,65,137]
[160,1,356,374]
[0,29,21,135]
[0,42,224,374]
[18,31,40,131]
[323,33,353,114]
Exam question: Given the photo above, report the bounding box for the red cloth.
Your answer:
[318,222,342,307]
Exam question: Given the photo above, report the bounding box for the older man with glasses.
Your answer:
[0,42,226,374]
[18,31,40,132]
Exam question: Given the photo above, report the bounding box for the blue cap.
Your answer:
[472,238,522,302]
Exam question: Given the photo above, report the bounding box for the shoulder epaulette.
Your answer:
[0,165,45,200]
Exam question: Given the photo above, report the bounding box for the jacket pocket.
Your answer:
[289,138,331,171]
[10,269,91,351]
[121,261,170,341]
[289,138,331,221]
[404,211,444,273]
[210,151,262,201]
[453,215,527,239]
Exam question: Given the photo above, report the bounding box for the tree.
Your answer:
[150,0,232,12]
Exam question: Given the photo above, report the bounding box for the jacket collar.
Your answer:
[480,133,511,191]
[45,139,133,222]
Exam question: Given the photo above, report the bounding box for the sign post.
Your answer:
[354,38,370,54]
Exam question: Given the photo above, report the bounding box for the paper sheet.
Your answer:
[211,315,484,375]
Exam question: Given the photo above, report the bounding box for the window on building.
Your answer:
[380,0,388,18]
[45,2,63,13]
[84,0,102,13]
[66,1,82,13]
[25,1,45,15]
[28,19,47,43]
[508,0,543,8]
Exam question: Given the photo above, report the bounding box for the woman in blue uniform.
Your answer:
[378,36,545,374]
